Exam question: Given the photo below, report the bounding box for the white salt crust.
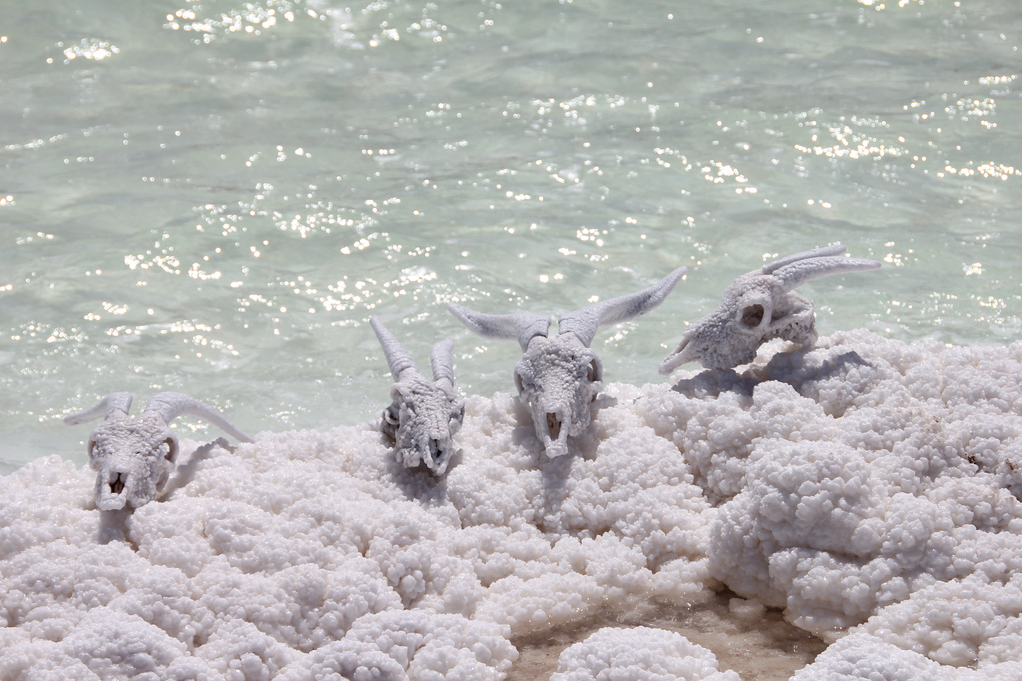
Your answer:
[550,626,742,680]
[2,330,1022,680]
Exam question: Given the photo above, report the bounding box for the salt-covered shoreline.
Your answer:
[3,330,1021,679]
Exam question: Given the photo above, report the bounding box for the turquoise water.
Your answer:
[2,0,1021,472]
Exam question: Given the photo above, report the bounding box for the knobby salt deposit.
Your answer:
[2,330,1021,680]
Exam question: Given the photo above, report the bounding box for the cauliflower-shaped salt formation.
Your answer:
[8,328,1022,680]
[794,572,1022,679]
[3,383,712,678]
[550,626,741,681]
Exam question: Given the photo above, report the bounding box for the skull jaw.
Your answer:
[519,372,601,457]
[425,443,458,476]
[95,472,131,511]
[529,402,590,458]
[659,332,703,374]
[415,439,457,475]
[538,412,571,458]
[93,459,168,511]
[393,428,459,476]
[391,426,463,477]
[708,336,761,370]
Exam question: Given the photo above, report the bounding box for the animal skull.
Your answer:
[371,316,465,475]
[659,245,881,373]
[449,266,687,457]
[65,392,253,511]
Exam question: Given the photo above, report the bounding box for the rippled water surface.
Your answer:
[3,0,1022,471]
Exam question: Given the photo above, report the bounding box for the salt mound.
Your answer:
[2,330,1022,679]
[550,626,740,680]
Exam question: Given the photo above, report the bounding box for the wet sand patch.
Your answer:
[508,589,827,680]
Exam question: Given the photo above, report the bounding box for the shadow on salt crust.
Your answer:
[2,330,1022,679]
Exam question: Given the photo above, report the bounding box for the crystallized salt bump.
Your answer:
[550,626,741,681]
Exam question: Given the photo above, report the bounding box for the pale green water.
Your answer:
[2,0,1021,472]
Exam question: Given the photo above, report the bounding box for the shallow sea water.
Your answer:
[2,0,1021,475]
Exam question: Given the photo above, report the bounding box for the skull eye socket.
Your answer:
[164,437,178,462]
[740,303,766,328]
[381,404,400,444]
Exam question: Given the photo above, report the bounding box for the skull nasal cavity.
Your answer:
[109,473,126,495]
[741,304,765,328]
[546,413,561,440]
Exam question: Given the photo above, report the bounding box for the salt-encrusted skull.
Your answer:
[65,392,253,511]
[371,316,465,475]
[659,245,881,373]
[450,266,687,457]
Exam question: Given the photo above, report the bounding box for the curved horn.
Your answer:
[64,392,133,426]
[557,266,688,347]
[773,256,881,292]
[761,244,848,274]
[370,316,418,379]
[430,338,455,389]
[448,303,550,352]
[142,392,253,443]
